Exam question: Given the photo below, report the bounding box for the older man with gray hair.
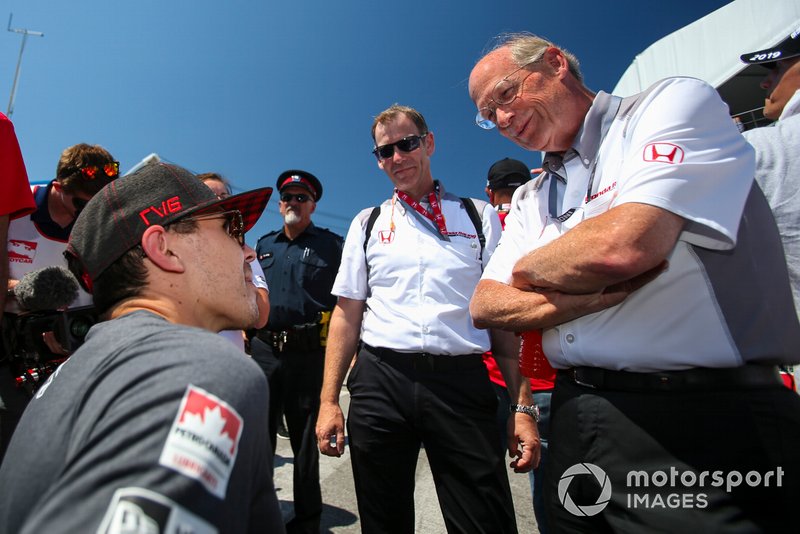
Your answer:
[469,32,800,533]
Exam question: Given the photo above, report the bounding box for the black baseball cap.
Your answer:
[487,158,531,190]
[741,27,800,67]
[277,169,323,201]
[66,162,272,290]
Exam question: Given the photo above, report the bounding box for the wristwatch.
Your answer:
[509,403,540,423]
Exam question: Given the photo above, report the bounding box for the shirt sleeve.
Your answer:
[609,77,755,250]
[331,208,373,301]
[0,113,35,219]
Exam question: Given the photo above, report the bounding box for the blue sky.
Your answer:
[1,0,732,241]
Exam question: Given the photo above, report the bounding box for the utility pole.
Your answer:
[6,13,43,118]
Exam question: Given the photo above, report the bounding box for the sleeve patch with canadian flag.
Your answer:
[159,385,243,499]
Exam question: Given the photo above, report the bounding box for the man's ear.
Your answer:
[544,46,568,78]
[140,225,186,273]
[424,131,435,157]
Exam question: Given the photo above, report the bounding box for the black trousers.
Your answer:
[545,372,800,534]
[346,346,518,534]
[251,338,324,533]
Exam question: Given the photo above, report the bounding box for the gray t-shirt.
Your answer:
[0,310,283,534]
[744,113,800,319]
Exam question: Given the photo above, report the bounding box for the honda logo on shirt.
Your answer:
[643,143,684,164]
[378,230,394,244]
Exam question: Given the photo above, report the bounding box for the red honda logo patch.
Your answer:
[643,143,684,164]
[378,230,394,244]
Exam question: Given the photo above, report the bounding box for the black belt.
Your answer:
[364,344,483,372]
[560,365,783,392]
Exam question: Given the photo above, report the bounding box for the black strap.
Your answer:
[363,206,382,255]
[460,197,485,258]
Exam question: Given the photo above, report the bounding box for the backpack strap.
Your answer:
[363,206,382,255]
[460,197,485,259]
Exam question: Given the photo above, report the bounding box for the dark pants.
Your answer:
[347,346,518,534]
[251,338,324,533]
[545,372,800,534]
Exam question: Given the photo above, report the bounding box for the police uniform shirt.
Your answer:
[256,222,342,330]
[332,183,502,355]
[482,78,799,371]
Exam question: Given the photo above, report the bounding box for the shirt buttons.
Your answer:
[583,158,590,165]
[422,326,430,334]
[566,333,575,343]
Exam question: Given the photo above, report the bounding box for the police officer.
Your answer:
[253,169,343,534]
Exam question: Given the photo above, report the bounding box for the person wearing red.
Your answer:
[484,157,554,534]
[0,112,35,316]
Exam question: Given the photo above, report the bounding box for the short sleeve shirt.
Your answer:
[333,184,502,355]
[483,78,798,371]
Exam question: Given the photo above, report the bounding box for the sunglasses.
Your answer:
[280,192,312,203]
[72,196,89,215]
[77,161,120,180]
[182,209,245,246]
[372,133,427,161]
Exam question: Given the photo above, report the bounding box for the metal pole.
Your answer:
[6,14,43,118]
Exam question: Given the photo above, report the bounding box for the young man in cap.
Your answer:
[469,32,800,532]
[0,163,283,533]
[740,28,800,326]
[317,104,538,534]
[484,157,555,534]
[1,142,118,459]
[253,169,342,534]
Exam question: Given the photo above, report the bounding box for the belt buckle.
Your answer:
[570,368,597,389]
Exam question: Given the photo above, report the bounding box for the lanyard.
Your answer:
[395,182,448,236]
[544,95,622,222]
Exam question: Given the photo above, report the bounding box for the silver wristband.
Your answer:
[509,403,540,422]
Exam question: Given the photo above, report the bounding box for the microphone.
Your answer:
[13,265,80,312]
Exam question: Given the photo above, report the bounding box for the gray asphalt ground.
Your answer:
[273,385,540,533]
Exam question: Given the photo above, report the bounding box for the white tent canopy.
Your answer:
[613,0,800,121]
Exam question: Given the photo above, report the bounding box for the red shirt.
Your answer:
[0,113,34,219]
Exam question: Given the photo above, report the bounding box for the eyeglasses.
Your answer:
[475,61,539,130]
[78,161,120,180]
[182,209,245,246]
[372,133,428,161]
[280,192,312,203]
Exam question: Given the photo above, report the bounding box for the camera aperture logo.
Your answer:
[558,463,612,516]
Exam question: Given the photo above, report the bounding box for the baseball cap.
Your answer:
[66,162,272,290]
[487,158,532,190]
[741,27,800,67]
[277,169,323,201]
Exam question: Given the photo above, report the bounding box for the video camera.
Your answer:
[2,306,98,395]
[2,265,98,395]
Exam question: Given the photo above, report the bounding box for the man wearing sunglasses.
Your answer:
[252,169,342,534]
[0,162,283,533]
[1,143,119,459]
[468,33,800,532]
[317,104,538,533]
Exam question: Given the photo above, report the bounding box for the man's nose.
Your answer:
[243,244,256,262]
[495,106,514,129]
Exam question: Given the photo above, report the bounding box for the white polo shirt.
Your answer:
[333,184,501,355]
[483,77,799,371]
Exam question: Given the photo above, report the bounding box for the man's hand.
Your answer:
[507,412,541,473]
[316,400,346,457]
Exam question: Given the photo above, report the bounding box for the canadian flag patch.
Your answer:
[159,385,243,499]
